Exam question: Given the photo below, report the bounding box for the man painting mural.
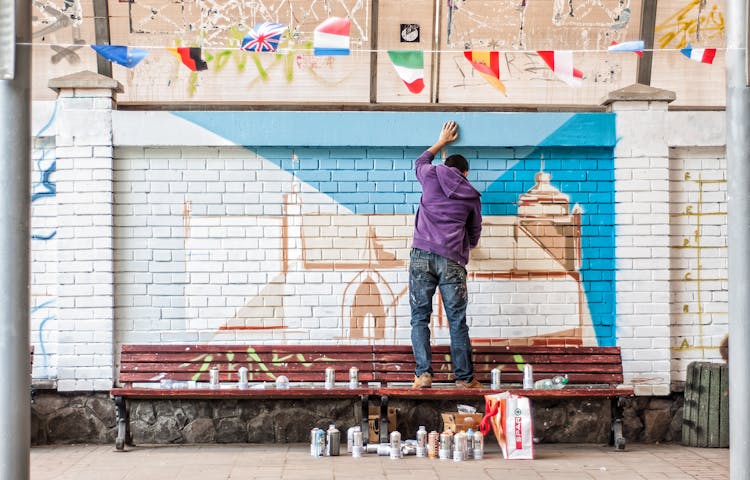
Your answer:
[410,121,483,389]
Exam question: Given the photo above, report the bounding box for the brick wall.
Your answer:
[29,89,728,393]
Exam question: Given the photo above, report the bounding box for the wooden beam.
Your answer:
[93,0,111,77]
[637,0,657,85]
[369,0,379,104]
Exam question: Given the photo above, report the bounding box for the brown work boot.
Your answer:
[455,378,483,389]
[412,372,433,389]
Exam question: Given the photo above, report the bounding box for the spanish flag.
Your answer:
[168,47,208,72]
[463,51,507,96]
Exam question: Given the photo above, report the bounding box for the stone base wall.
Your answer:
[31,391,684,445]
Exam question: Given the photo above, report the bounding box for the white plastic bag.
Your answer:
[480,392,534,460]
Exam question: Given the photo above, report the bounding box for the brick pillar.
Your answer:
[48,71,122,391]
[602,84,675,396]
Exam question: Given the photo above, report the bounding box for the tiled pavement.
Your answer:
[31,442,728,480]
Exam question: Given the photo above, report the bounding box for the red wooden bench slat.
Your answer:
[372,345,623,355]
[372,353,622,364]
[120,352,375,363]
[377,386,633,399]
[120,361,375,374]
[119,371,376,383]
[375,372,624,384]
[110,386,376,399]
[121,344,373,353]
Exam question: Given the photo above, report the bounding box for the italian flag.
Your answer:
[387,50,425,94]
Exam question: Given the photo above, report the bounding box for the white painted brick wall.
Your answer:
[31,97,730,395]
[612,99,673,396]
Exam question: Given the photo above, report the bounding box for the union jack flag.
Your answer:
[241,22,287,52]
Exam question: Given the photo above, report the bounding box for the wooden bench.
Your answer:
[372,345,633,449]
[110,344,375,450]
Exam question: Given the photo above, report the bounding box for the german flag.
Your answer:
[463,51,506,96]
[168,47,208,72]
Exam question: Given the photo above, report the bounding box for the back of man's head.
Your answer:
[445,154,469,174]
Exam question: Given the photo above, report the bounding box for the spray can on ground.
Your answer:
[473,430,484,460]
[427,431,439,458]
[311,428,326,457]
[438,432,453,460]
[389,431,402,459]
[416,426,427,457]
[453,431,467,462]
[523,364,534,389]
[491,367,501,389]
[325,367,335,389]
[466,428,475,459]
[375,444,391,456]
[326,425,341,456]
[346,426,360,453]
[349,366,359,389]
[352,430,364,458]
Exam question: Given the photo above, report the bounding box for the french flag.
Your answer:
[537,50,584,87]
[680,43,717,64]
[314,17,350,56]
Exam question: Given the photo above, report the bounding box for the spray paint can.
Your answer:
[326,425,341,456]
[209,367,220,388]
[453,431,467,462]
[427,431,439,458]
[438,432,453,460]
[473,430,484,460]
[364,443,380,454]
[376,444,391,456]
[349,366,359,389]
[325,367,335,389]
[346,426,360,453]
[238,367,249,388]
[310,428,325,457]
[523,364,534,389]
[466,428,475,459]
[352,430,364,458]
[389,431,402,459]
[491,368,501,389]
[416,426,427,457]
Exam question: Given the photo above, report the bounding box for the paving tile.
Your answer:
[30,443,729,480]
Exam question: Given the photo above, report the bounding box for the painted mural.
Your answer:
[108,112,617,347]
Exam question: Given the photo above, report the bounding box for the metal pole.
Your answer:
[726,1,750,479]
[0,0,31,477]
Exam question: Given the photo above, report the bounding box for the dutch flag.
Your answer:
[680,43,717,64]
[314,17,351,56]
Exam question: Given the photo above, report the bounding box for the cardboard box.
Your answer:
[441,412,483,433]
[367,405,397,443]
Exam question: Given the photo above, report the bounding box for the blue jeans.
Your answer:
[409,248,474,382]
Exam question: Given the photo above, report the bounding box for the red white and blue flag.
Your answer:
[314,17,350,56]
[241,22,287,53]
[608,40,644,57]
[680,43,717,64]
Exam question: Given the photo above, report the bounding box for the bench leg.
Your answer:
[360,395,370,446]
[114,395,130,451]
[610,396,626,451]
[379,395,389,445]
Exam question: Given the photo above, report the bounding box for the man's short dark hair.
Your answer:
[445,154,469,173]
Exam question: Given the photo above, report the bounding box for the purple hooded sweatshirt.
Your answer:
[412,150,482,266]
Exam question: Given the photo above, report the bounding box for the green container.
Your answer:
[682,361,729,448]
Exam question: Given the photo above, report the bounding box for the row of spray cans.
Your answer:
[207,366,362,389]
[311,425,485,461]
[325,367,359,389]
